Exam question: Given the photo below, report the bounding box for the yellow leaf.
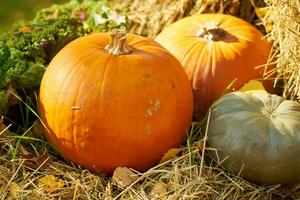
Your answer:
[251,0,270,20]
[159,148,181,164]
[10,182,20,199]
[18,26,32,33]
[239,80,267,93]
[255,7,273,33]
[251,0,273,33]
[254,7,270,20]
[83,22,90,31]
[37,175,64,193]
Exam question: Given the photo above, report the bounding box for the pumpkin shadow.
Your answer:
[190,31,239,43]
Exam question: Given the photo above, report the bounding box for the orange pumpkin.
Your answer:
[38,30,193,174]
[155,14,274,118]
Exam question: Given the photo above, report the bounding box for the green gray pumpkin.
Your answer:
[207,91,300,185]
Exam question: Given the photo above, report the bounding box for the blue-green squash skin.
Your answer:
[208,91,300,185]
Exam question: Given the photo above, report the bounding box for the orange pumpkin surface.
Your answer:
[156,14,274,118]
[38,31,193,174]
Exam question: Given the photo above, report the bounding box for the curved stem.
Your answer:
[105,29,132,55]
[104,29,117,52]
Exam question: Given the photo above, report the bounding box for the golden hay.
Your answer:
[264,0,300,100]
[1,123,300,199]
[114,0,265,37]
[1,0,300,199]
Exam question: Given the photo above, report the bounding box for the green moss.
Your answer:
[0,41,42,89]
[0,0,127,111]
[0,90,9,112]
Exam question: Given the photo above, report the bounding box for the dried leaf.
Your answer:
[37,175,64,193]
[263,23,273,33]
[22,150,53,170]
[150,182,168,198]
[251,1,273,33]
[10,182,20,199]
[159,148,181,164]
[254,7,270,20]
[239,80,266,93]
[112,167,138,187]
[18,26,32,33]
[255,7,273,33]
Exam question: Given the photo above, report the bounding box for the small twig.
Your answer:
[199,109,211,177]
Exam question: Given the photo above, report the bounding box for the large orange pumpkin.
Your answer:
[38,30,193,174]
[155,14,274,118]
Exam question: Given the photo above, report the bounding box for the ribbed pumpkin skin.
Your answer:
[38,33,193,174]
[208,92,300,185]
[155,14,274,118]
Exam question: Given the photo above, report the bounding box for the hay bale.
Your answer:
[2,0,300,199]
[115,0,265,37]
[1,134,299,199]
[264,0,300,100]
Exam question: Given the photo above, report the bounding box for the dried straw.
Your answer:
[1,123,300,199]
[264,0,300,100]
[1,0,300,199]
[114,0,265,37]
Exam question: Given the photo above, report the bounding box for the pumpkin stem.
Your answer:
[104,29,118,51]
[196,23,227,41]
[105,29,132,55]
[262,107,278,118]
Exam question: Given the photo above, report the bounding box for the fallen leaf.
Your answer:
[239,80,267,93]
[255,7,273,33]
[251,0,273,32]
[112,167,138,188]
[22,150,53,170]
[159,148,181,164]
[10,182,20,199]
[18,26,32,33]
[150,182,168,198]
[254,7,270,21]
[37,175,64,193]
